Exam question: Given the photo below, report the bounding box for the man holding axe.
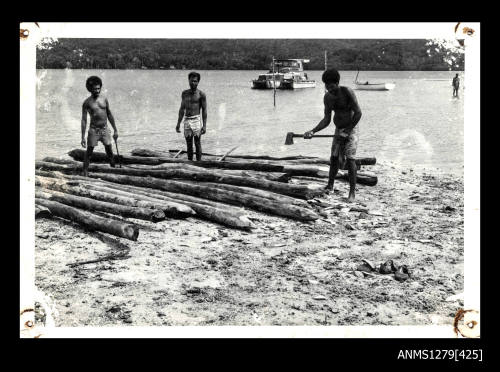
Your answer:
[303,68,362,202]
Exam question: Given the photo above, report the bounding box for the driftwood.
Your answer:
[36,176,195,218]
[35,204,52,218]
[80,173,319,221]
[36,160,324,199]
[35,198,139,241]
[35,188,166,222]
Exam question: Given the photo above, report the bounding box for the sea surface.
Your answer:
[35,69,464,175]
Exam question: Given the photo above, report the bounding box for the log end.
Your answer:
[151,210,166,222]
[125,225,140,241]
[35,205,52,219]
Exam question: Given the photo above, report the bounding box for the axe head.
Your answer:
[285,132,295,145]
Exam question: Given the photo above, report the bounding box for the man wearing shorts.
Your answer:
[176,72,207,161]
[81,76,118,176]
[304,68,362,202]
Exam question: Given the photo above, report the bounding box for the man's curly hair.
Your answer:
[86,76,103,92]
[188,71,201,81]
[322,68,340,84]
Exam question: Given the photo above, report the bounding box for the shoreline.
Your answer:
[34,161,464,327]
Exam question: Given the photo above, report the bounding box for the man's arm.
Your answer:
[200,92,207,134]
[304,95,332,138]
[105,98,118,140]
[176,93,185,133]
[81,102,88,147]
[342,88,362,133]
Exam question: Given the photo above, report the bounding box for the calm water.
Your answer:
[36,69,464,175]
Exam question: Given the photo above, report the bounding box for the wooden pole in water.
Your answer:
[272,56,276,107]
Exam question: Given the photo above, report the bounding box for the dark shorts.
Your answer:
[88,127,112,147]
[331,126,359,160]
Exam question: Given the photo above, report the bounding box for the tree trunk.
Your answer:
[35,198,139,241]
[68,148,288,171]
[132,148,376,166]
[35,204,52,218]
[36,170,254,229]
[180,180,311,209]
[36,176,195,217]
[81,173,319,221]
[36,160,324,199]
[79,181,254,231]
[134,148,318,161]
[44,156,291,183]
[35,188,165,222]
[292,171,378,186]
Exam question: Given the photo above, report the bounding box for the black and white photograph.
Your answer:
[20,22,480,339]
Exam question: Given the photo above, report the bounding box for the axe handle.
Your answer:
[294,134,334,138]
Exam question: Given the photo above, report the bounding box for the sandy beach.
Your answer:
[34,160,464,327]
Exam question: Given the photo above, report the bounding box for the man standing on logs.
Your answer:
[81,76,119,176]
[175,72,207,161]
[304,68,362,202]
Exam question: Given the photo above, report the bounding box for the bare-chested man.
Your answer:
[304,68,362,202]
[81,76,118,176]
[176,72,207,161]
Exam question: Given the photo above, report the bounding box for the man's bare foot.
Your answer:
[324,183,334,191]
[347,193,355,203]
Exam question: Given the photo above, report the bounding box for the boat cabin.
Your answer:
[271,59,310,73]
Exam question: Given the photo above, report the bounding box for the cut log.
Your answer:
[46,156,287,181]
[35,188,165,222]
[44,156,291,183]
[292,171,378,186]
[35,204,52,218]
[134,149,376,166]
[80,173,319,221]
[36,176,195,218]
[180,180,312,209]
[36,170,249,217]
[78,182,254,231]
[134,148,318,161]
[35,198,139,241]
[36,160,324,199]
[69,148,288,172]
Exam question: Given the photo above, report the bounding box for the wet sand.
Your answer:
[34,161,464,327]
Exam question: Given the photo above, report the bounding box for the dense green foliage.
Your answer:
[37,38,464,71]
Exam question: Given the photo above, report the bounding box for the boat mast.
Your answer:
[324,50,327,70]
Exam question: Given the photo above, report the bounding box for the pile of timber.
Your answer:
[35,147,378,240]
[68,149,378,186]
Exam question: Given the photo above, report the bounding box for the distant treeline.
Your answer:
[36,39,464,71]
